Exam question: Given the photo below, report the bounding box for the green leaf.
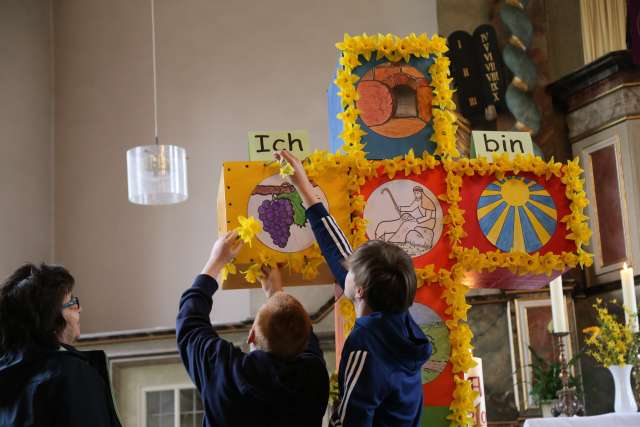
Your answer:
[275,190,307,227]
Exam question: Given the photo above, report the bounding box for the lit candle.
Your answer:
[621,263,638,333]
[550,276,568,333]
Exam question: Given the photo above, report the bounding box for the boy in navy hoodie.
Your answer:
[277,151,432,427]
[176,231,329,427]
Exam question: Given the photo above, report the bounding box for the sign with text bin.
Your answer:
[248,130,311,161]
[471,130,534,160]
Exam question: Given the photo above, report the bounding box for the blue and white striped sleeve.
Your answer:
[330,346,384,427]
[306,202,352,290]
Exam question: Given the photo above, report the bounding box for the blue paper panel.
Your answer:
[328,54,438,159]
[328,61,344,153]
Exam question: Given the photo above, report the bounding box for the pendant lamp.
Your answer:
[127,0,188,205]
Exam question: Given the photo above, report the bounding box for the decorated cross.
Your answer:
[216,33,592,427]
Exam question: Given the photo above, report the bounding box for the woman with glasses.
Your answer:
[0,263,122,427]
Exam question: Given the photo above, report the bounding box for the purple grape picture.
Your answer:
[257,198,295,248]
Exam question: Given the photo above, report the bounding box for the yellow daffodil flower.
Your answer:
[221,262,236,282]
[337,85,359,108]
[382,158,400,179]
[350,195,366,213]
[336,106,361,123]
[339,53,361,72]
[334,68,360,89]
[335,33,358,52]
[235,216,262,247]
[301,256,323,280]
[376,33,397,59]
[287,254,305,275]
[403,149,422,176]
[242,263,264,284]
[279,160,294,179]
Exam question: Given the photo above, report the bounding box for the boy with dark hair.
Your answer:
[277,150,432,427]
[176,231,329,427]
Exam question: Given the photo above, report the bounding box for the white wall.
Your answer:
[0,0,53,278]
[53,0,438,333]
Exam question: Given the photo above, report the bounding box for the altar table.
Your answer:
[523,412,640,427]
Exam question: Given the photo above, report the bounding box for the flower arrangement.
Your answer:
[583,299,640,367]
[218,33,593,426]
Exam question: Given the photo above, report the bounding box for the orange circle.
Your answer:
[356,63,432,139]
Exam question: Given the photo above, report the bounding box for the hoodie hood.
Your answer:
[0,345,59,406]
[0,345,57,379]
[355,311,431,373]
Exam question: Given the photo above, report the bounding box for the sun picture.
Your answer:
[477,176,557,253]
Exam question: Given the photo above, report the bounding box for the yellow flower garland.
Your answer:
[442,154,594,278]
[334,33,458,158]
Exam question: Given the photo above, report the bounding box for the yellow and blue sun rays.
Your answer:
[477,177,557,253]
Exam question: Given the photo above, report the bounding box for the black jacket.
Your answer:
[177,274,330,427]
[0,343,122,427]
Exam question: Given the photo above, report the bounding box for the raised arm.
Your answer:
[176,232,243,390]
[276,150,352,289]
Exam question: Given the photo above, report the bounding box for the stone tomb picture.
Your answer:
[248,174,329,252]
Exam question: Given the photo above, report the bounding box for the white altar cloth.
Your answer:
[523,412,640,427]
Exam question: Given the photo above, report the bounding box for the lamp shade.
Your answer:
[126,144,188,205]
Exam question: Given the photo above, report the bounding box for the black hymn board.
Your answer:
[473,25,507,111]
[447,31,485,120]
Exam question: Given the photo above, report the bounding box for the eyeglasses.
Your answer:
[62,296,80,309]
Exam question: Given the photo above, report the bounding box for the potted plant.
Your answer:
[529,346,581,417]
[582,298,640,413]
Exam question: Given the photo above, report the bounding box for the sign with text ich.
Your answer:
[248,130,311,161]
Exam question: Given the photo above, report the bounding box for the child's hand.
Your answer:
[202,231,243,279]
[274,151,321,208]
[258,264,284,298]
[274,151,310,188]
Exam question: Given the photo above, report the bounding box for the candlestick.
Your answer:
[550,276,568,333]
[621,263,638,333]
[551,332,584,417]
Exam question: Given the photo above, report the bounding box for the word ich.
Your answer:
[248,130,310,161]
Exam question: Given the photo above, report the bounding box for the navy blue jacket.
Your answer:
[176,275,329,427]
[0,344,121,427]
[307,203,432,427]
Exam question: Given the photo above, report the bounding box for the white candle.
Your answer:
[621,263,638,333]
[550,276,568,333]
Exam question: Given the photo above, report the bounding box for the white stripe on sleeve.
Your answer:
[339,351,368,423]
[327,216,352,255]
[336,350,362,416]
[321,217,350,259]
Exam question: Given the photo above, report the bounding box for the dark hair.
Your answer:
[346,240,416,313]
[0,263,74,353]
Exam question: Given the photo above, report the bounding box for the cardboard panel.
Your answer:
[458,171,574,289]
[359,165,454,271]
[217,161,350,289]
[328,55,437,159]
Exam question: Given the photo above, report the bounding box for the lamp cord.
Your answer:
[151,0,159,145]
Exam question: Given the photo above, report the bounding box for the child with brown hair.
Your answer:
[176,231,329,427]
[277,150,432,427]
